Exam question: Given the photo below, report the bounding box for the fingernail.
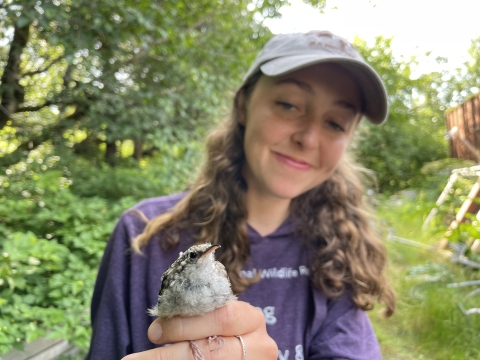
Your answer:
[148,322,163,342]
[122,355,137,360]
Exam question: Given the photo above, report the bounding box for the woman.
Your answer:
[86,30,395,360]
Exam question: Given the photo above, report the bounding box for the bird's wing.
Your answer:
[158,269,172,297]
[158,258,182,297]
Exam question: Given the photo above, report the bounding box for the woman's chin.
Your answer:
[268,185,310,201]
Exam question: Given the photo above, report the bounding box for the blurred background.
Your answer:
[1,0,480,359]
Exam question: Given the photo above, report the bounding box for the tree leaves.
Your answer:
[353,36,448,192]
[1,0,304,165]
[16,16,31,28]
[0,145,198,355]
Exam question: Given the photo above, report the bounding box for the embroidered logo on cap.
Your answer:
[306,31,359,59]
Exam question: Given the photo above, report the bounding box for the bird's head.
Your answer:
[177,243,221,266]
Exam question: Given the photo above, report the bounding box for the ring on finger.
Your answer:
[235,335,246,360]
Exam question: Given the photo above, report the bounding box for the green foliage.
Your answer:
[0,148,195,355]
[420,165,480,257]
[419,158,476,201]
[0,183,133,355]
[65,142,202,200]
[0,194,127,352]
[353,37,449,193]
[371,196,480,360]
[0,232,92,354]
[443,35,480,107]
[448,220,480,263]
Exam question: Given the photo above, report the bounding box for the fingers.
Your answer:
[148,301,265,345]
[218,334,278,360]
[123,302,278,360]
[121,341,193,360]
[122,333,278,360]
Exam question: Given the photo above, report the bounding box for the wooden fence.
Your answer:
[445,93,480,161]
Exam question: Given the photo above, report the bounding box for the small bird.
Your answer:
[149,242,237,317]
[149,243,237,359]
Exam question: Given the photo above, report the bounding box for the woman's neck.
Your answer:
[244,190,291,237]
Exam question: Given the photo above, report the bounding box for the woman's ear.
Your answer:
[235,89,247,126]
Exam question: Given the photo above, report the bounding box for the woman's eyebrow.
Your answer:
[275,79,360,114]
[274,78,313,94]
[336,100,358,114]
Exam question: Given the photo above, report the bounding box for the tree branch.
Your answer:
[16,101,54,113]
[0,106,86,168]
[0,124,62,167]
[22,55,65,77]
[0,15,32,130]
[0,103,10,118]
[62,63,73,87]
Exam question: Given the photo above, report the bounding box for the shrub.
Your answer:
[0,150,196,356]
[0,183,135,356]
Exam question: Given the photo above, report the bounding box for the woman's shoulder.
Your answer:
[114,192,187,239]
[127,192,187,220]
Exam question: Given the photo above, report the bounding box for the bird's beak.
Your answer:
[200,244,221,258]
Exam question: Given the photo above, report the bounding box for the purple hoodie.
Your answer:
[86,193,381,359]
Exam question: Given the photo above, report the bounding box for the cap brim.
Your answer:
[259,54,388,124]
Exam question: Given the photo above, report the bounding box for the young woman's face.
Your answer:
[240,63,362,201]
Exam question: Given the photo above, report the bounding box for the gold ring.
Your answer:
[235,335,246,360]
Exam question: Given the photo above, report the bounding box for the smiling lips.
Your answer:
[272,151,313,171]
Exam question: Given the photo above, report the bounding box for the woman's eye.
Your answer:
[277,101,296,111]
[327,121,345,132]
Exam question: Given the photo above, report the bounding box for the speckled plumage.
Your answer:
[148,243,237,318]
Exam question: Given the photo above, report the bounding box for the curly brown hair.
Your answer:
[133,72,395,316]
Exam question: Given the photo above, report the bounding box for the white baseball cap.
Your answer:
[243,31,389,124]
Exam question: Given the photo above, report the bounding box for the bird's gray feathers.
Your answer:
[148,242,237,318]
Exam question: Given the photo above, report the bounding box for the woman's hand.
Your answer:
[122,301,278,359]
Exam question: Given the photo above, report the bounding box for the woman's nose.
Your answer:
[291,120,322,149]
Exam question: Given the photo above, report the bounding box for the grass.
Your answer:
[369,193,480,360]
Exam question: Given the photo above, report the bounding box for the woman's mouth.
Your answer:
[272,151,312,171]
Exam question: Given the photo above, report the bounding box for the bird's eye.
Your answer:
[189,252,198,259]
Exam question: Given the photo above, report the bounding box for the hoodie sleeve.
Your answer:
[85,194,189,359]
[308,291,381,360]
[85,216,134,359]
